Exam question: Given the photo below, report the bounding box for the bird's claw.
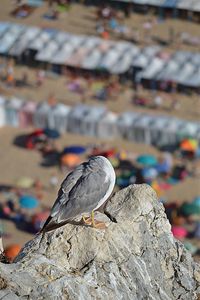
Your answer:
[82,216,92,225]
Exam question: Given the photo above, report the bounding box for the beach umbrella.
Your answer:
[61,153,80,168]
[193,196,200,207]
[94,149,116,158]
[4,244,21,262]
[15,176,34,189]
[179,202,200,216]
[136,155,158,167]
[63,145,86,155]
[142,168,158,180]
[171,226,188,239]
[155,161,170,173]
[30,129,44,137]
[44,128,60,139]
[180,139,198,152]
[19,195,39,209]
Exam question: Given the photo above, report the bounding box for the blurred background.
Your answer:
[0,0,200,263]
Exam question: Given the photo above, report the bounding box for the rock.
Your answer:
[0,184,199,299]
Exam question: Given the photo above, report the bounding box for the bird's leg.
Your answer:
[91,211,106,230]
[82,215,92,225]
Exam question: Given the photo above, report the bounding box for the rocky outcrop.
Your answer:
[0,184,199,300]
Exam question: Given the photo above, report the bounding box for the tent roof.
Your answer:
[100,48,122,71]
[157,59,180,80]
[117,112,140,126]
[36,102,51,112]
[173,51,193,64]
[133,114,154,127]
[101,112,118,122]
[183,67,200,87]
[148,0,164,5]
[36,40,59,61]
[51,103,71,115]
[82,49,102,69]
[70,105,90,118]
[177,0,193,9]
[140,57,165,80]
[192,0,200,12]
[162,0,179,8]
[149,116,172,129]
[83,106,107,121]
[0,96,6,105]
[28,30,51,50]
[6,97,23,109]
[111,52,134,74]
[132,53,149,68]
[51,43,75,64]
[172,62,196,83]
[9,27,40,56]
[0,22,10,37]
[0,24,25,54]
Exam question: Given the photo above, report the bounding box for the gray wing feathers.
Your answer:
[50,163,85,218]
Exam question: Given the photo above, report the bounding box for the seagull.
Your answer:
[41,156,116,232]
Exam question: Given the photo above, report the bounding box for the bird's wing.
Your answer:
[50,163,86,217]
[56,167,111,223]
[40,163,86,232]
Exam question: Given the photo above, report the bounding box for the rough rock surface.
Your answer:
[0,184,199,300]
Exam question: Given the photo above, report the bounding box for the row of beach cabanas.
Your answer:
[1,22,200,88]
[111,0,200,13]
[0,22,139,75]
[137,51,200,88]
[0,95,200,147]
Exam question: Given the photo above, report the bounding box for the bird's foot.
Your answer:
[82,215,92,225]
[92,221,107,230]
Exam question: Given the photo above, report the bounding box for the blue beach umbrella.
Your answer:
[44,128,60,139]
[19,195,39,209]
[136,155,158,167]
[155,161,170,173]
[63,145,86,155]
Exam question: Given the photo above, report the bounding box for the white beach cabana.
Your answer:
[81,106,107,136]
[47,103,71,133]
[97,112,118,139]
[33,102,51,128]
[117,111,140,140]
[19,101,37,128]
[0,96,6,127]
[67,104,90,134]
[131,114,154,144]
[139,57,165,80]
[9,26,40,56]
[5,97,23,127]
[0,24,25,54]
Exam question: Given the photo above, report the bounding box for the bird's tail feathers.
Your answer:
[40,217,69,233]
